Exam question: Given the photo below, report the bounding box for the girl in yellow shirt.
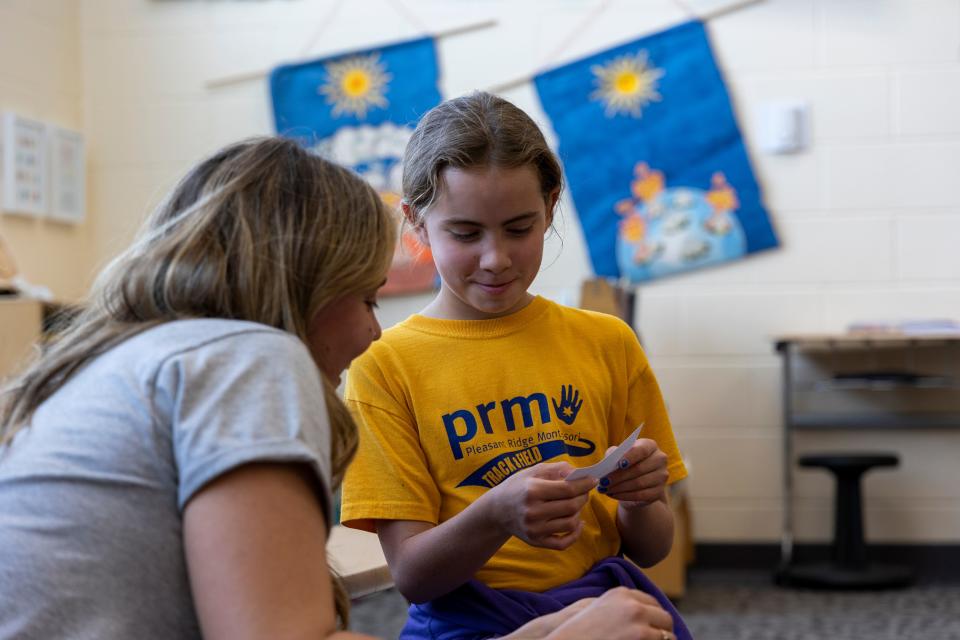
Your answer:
[341,92,690,640]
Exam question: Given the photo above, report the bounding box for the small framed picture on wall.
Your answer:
[1,112,48,218]
[49,126,85,223]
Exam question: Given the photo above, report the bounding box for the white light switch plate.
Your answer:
[757,101,810,155]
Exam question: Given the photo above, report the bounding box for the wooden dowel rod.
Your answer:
[486,0,766,95]
[206,18,497,90]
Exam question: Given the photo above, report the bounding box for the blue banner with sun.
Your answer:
[534,20,777,283]
[270,37,441,295]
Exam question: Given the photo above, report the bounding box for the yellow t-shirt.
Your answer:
[340,296,687,592]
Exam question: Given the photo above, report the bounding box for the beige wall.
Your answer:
[6,0,960,544]
[0,0,92,301]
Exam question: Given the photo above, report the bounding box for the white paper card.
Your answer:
[566,424,643,481]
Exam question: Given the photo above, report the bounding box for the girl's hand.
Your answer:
[489,461,597,549]
[598,438,669,509]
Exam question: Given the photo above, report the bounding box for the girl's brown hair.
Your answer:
[401,91,563,223]
[0,136,396,627]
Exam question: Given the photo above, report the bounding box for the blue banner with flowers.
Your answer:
[534,20,777,283]
[270,37,441,294]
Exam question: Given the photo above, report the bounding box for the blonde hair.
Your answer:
[0,136,396,627]
[402,91,563,224]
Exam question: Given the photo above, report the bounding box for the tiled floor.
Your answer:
[350,569,960,639]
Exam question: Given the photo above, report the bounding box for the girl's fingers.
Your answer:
[533,462,597,500]
[606,490,662,506]
[603,468,668,494]
[561,476,601,497]
[603,458,668,490]
[534,461,574,480]
[527,491,591,524]
[601,441,666,484]
[601,473,668,505]
[537,513,585,539]
[532,519,583,550]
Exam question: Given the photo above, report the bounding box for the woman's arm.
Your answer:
[501,588,674,640]
[377,462,598,603]
[543,588,675,640]
[183,463,374,640]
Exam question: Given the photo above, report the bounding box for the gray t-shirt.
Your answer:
[0,319,333,639]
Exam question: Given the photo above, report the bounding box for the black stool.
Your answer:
[779,453,914,589]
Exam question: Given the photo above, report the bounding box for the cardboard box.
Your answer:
[0,297,42,382]
[579,278,626,318]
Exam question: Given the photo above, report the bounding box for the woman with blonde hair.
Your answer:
[0,137,394,639]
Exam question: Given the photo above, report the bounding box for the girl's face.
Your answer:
[413,165,557,321]
[307,286,383,385]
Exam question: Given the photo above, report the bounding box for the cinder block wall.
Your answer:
[640,0,960,543]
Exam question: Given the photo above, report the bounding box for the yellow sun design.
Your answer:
[590,50,665,118]
[319,53,392,118]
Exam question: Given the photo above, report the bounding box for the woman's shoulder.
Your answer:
[135,318,301,354]
[111,318,313,381]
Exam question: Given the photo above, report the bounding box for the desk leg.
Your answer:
[780,343,794,569]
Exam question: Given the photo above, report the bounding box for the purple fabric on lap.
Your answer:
[399,556,692,640]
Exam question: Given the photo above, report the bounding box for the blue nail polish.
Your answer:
[599,477,610,487]
[597,485,607,493]
[619,458,630,470]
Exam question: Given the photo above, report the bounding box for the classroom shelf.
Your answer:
[789,413,960,431]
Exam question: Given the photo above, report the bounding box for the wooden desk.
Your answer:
[774,332,960,567]
[327,526,393,599]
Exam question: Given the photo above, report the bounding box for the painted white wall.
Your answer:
[45,0,960,543]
